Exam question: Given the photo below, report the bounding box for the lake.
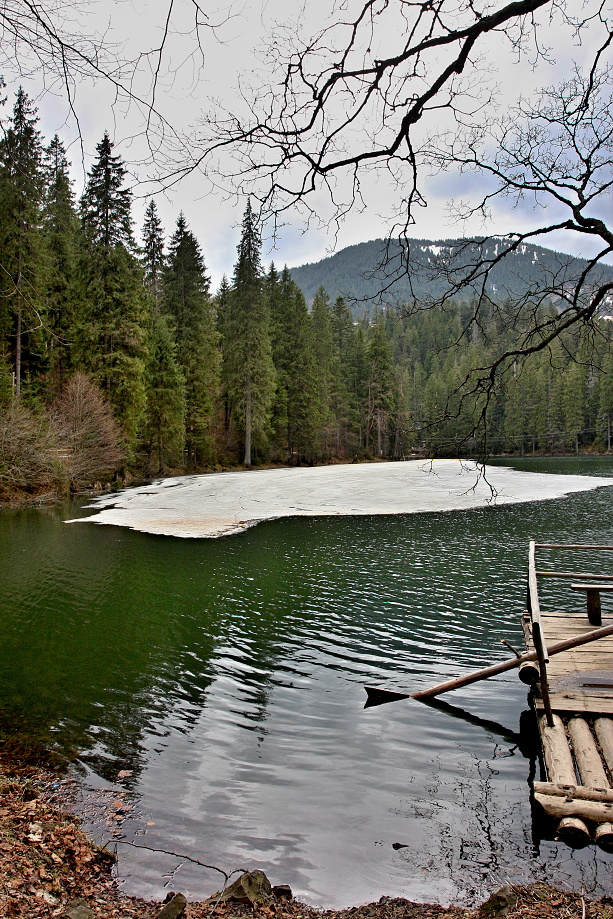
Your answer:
[1,456,612,907]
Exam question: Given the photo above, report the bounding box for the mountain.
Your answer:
[289,237,613,317]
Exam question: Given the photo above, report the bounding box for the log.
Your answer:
[519,660,540,684]
[539,714,575,784]
[519,614,539,684]
[594,822,613,852]
[556,816,592,847]
[534,792,613,822]
[533,782,613,803]
[410,621,613,700]
[594,717,613,774]
[567,717,610,789]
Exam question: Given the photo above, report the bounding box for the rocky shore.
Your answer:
[1,752,612,919]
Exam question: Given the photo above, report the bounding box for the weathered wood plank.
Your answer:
[541,621,613,636]
[535,544,613,550]
[535,695,613,715]
[547,656,613,672]
[547,654,613,664]
[567,717,610,789]
[537,571,613,581]
[547,661,613,677]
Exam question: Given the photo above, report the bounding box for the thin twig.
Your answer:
[113,838,245,883]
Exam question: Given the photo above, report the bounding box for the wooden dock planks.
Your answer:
[526,542,613,850]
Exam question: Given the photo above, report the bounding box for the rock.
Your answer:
[62,901,95,919]
[273,884,293,900]
[156,892,187,919]
[207,870,274,905]
[479,887,518,918]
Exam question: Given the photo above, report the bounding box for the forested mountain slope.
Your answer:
[290,238,613,316]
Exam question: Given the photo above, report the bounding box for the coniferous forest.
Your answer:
[1,89,612,501]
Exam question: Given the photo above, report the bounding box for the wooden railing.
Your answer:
[528,542,613,726]
[528,540,553,725]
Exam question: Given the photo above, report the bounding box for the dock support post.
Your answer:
[533,622,553,727]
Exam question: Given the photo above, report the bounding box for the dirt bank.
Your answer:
[1,752,612,919]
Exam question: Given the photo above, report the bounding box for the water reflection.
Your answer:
[0,460,612,906]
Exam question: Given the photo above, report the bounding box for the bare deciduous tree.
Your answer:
[0,400,59,495]
[49,371,125,488]
[184,0,613,441]
[0,0,232,164]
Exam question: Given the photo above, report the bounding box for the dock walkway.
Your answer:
[524,542,613,849]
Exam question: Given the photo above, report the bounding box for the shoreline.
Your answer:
[1,752,612,919]
[64,459,613,539]
[2,452,611,511]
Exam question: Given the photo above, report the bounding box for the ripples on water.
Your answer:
[0,458,612,906]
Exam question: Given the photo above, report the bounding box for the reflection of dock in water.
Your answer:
[523,541,613,851]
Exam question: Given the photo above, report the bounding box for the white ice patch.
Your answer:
[65,459,613,539]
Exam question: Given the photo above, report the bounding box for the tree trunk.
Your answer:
[15,245,22,398]
[244,375,252,467]
[15,306,21,398]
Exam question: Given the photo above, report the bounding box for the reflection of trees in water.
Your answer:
[0,507,325,781]
[392,705,611,905]
[392,732,532,905]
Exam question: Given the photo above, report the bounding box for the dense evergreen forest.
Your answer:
[0,90,612,501]
[290,238,613,314]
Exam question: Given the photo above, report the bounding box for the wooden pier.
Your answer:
[523,541,613,850]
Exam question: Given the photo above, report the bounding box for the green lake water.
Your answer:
[1,456,613,907]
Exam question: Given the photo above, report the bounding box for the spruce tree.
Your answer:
[224,201,275,467]
[0,88,46,397]
[42,135,80,391]
[80,132,133,248]
[309,286,334,456]
[216,274,233,447]
[597,341,613,452]
[269,266,318,461]
[77,132,148,450]
[330,295,359,455]
[366,318,396,456]
[163,213,219,466]
[145,312,186,472]
[141,199,165,306]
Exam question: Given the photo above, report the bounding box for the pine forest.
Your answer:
[1,90,612,501]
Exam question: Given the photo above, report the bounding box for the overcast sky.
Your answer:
[5,0,612,289]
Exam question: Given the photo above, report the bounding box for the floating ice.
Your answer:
[66,459,613,539]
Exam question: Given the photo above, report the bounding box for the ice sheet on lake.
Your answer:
[66,459,613,539]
